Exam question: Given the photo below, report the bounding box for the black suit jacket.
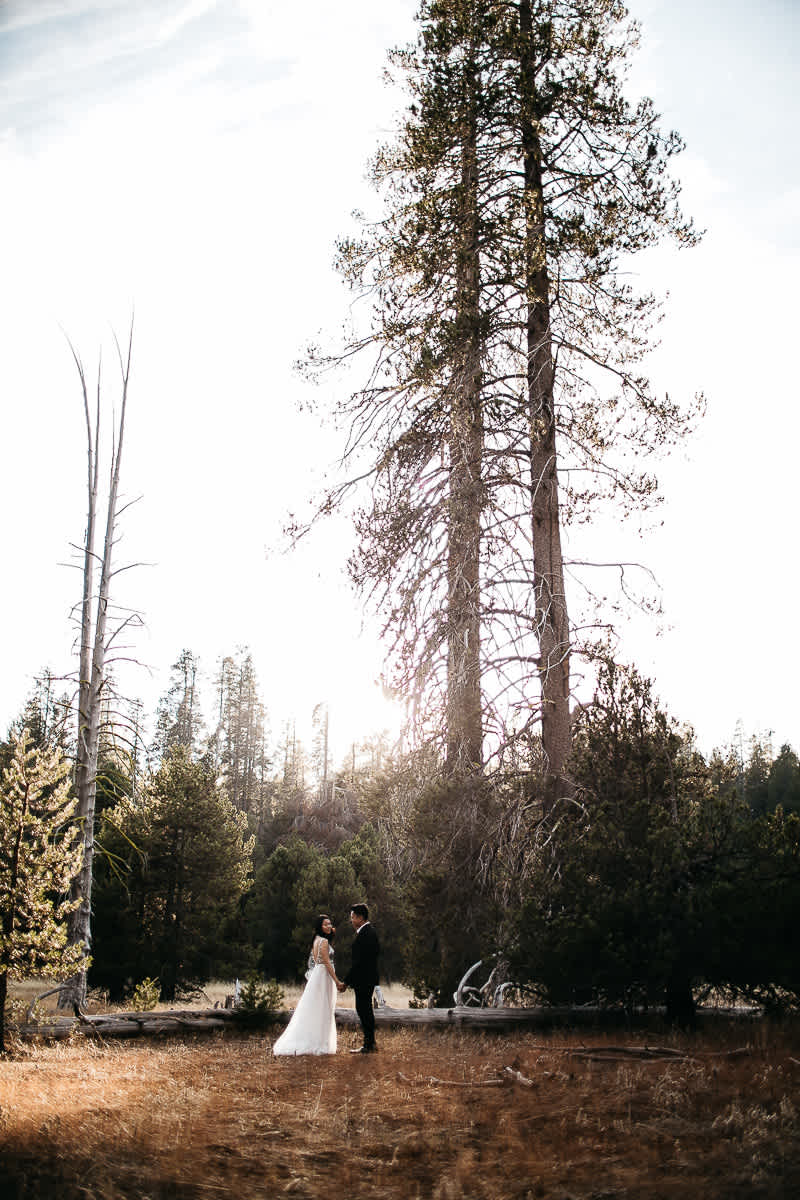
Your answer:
[344,923,380,991]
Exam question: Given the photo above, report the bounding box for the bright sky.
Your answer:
[0,0,797,764]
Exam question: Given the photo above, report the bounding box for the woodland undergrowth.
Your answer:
[0,1026,799,1199]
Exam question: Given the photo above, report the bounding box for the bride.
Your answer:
[273,915,342,1056]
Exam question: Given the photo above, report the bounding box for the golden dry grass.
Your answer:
[7,978,414,1014]
[1,1024,799,1199]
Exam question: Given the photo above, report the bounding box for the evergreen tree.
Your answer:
[273,719,311,817]
[744,734,772,815]
[244,825,406,983]
[0,731,84,1051]
[244,837,323,979]
[291,853,361,969]
[211,650,271,819]
[9,672,74,757]
[300,0,698,798]
[311,702,332,803]
[1,677,74,778]
[702,804,800,1011]
[404,774,500,1002]
[767,744,800,814]
[93,689,142,817]
[151,649,205,761]
[92,748,254,1000]
[339,823,408,982]
[511,664,800,1022]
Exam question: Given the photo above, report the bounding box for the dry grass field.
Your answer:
[7,978,415,1014]
[1,1021,799,1199]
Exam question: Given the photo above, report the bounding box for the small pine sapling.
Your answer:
[0,730,84,1051]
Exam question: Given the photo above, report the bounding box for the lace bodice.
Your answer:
[308,937,334,972]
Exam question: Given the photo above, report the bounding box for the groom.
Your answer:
[338,903,380,1053]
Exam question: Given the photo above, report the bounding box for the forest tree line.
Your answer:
[2,647,798,1023]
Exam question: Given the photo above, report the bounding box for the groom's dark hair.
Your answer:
[350,903,369,920]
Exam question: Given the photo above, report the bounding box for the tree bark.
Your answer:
[62,327,133,1007]
[665,971,696,1028]
[446,41,484,776]
[519,0,571,808]
[0,971,8,1053]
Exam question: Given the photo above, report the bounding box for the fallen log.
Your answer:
[565,1043,755,1063]
[14,1002,767,1042]
[17,1008,260,1040]
[568,1045,691,1063]
[79,1007,242,1025]
[16,1021,76,1040]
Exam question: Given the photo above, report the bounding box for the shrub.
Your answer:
[129,977,160,1011]
[239,973,284,1014]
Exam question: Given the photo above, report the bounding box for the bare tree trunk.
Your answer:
[519,0,571,809]
[61,326,134,1008]
[321,705,329,803]
[130,699,143,803]
[0,971,8,1053]
[446,43,483,776]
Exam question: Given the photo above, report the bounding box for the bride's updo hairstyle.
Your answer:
[314,914,335,942]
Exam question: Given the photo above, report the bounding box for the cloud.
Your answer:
[0,0,264,147]
[156,0,219,45]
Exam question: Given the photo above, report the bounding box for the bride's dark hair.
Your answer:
[314,914,335,942]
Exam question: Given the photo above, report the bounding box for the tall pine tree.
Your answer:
[300,0,698,803]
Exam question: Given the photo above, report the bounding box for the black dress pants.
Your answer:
[354,984,376,1047]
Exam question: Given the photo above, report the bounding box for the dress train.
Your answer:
[273,954,337,1056]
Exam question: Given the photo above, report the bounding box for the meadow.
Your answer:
[1,1019,798,1198]
[7,978,415,1015]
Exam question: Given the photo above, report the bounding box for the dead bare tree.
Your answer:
[60,322,139,1009]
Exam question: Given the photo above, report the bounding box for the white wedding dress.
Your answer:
[273,937,337,1056]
